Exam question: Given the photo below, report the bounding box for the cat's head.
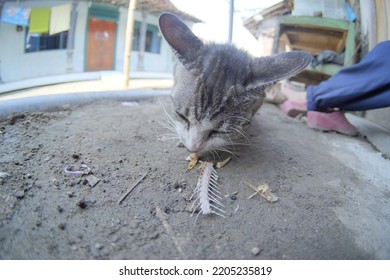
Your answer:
[159,13,311,154]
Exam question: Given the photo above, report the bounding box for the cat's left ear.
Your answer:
[249,51,311,86]
[159,13,203,68]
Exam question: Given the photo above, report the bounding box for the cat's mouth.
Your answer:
[184,141,206,154]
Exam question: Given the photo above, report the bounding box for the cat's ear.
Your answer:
[159,13,203,67]
[249,51,311,86]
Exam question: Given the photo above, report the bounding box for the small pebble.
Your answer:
[76,200,87,209]
[67,191,75,198]
[251,247,262,256]
[13,190,25,199]
[58,223,66,230]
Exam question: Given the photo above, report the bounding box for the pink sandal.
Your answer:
[307,111,358,136]
[280,100,307,117]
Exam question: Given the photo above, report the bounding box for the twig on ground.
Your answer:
[117,171,148,204]
[155,206,187,259]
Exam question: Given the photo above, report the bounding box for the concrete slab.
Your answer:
[347,113,390,158]
[0,71,173,94]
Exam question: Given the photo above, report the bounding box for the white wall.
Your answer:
[117,9,174,73]
[0,0,88,82]
[0,0,175,83]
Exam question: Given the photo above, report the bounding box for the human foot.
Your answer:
[307,111,358,136]
[280,100,307,117]
[281,82,307,103]
[265,83,287,104]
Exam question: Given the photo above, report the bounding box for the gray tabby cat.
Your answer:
[159,13,311,155]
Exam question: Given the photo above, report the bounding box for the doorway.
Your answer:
[86,17,117,71]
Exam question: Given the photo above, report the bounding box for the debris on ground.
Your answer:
[245,181,279,203]
[216,156,232,169]
[64,164,91,175]
[190,162,225,220]
[186,152,199,170]
[84,175,100,188]
[117,171,148,204]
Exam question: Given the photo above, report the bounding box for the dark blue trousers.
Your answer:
[307,40,390,111]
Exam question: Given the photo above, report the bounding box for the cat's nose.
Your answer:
[185,127,205,153]
[186,139,204,153]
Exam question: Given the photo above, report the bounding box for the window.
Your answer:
[25,28,68,53]
[132,21,161,54]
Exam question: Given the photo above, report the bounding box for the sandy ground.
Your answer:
[0,97,389,259]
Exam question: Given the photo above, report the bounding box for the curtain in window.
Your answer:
[50,4,71,35]
[29,8,50,33]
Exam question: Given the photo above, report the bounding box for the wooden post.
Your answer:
[228,0,234,43]
[66,1,78,73]
[137,9,147,71]
[123,0,137,88]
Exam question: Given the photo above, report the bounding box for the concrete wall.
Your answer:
[359,0,390,131]
[118,9,174,74]
[0,1,83,82]
[0,0,174,83]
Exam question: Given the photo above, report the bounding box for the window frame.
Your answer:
[25,27,68,53]
[132,21,162,54]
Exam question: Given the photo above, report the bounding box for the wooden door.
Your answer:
[86,17,116,71]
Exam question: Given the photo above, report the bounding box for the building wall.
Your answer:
[120,9,174,74]
[363,0,390,131]
[0,0,174,83]
[0,1,79,82]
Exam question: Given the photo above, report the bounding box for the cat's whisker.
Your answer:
[223,131,237,152]
[158,100,178,130]
[208,149,221,161]
[157,120,176,133]
[229,138,251,147]
[159,99,175,122]
[214,146,239,159]
[160,136,181,141]
[227,115,253,125]
[225,125,250,143]
[159,132,179,138]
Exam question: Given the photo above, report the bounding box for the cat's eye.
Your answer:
[175,111,189,124]
[208,130,220,138]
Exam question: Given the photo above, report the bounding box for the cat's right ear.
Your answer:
[159,13,203,67]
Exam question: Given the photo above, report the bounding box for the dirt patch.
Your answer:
[1,97,389,259]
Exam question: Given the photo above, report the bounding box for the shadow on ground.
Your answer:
[1,98,389,259]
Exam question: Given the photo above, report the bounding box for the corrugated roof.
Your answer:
[95,0,202,23]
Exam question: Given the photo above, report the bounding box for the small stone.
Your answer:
[58,223,66,230]
[0,172,11,179]
[13,190,25,199]
[251,247,262,256]
[76,200,87,209]
[173,181,181,189]
[85,175,100,188]
[67,191,75,198]
[52,178,59,186]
